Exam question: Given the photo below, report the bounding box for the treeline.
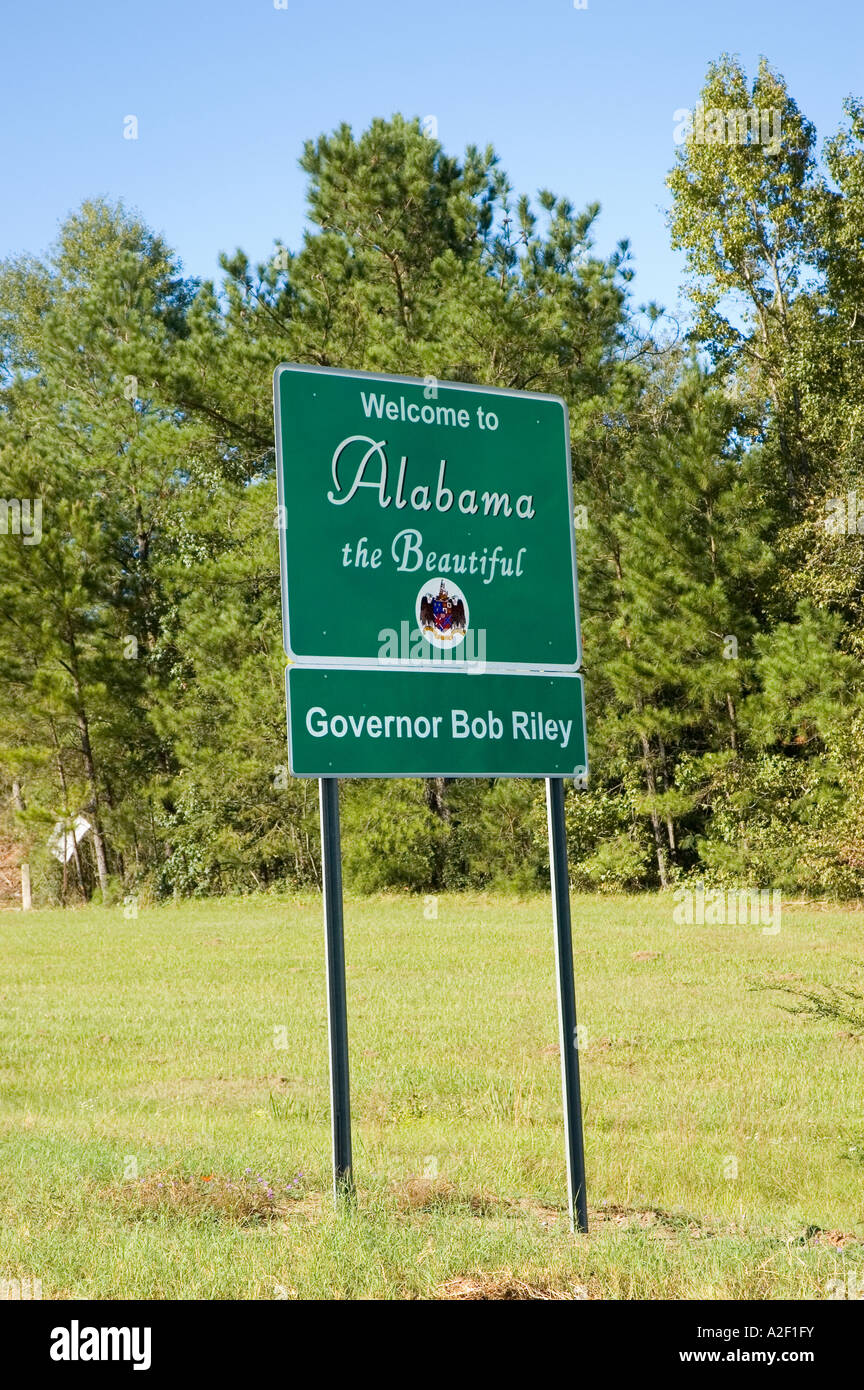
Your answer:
[3,55,864,904]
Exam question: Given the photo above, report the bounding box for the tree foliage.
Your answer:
[3,90,864,903]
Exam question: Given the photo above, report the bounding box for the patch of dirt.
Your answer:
[436,1272,588,1300]
[632,951,660,962]
[509,1196,565,1227]
[807,1226,861,1249]
[0,839,23,908]
[593,1202,709,1238]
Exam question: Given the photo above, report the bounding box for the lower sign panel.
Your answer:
[286,666,587,778]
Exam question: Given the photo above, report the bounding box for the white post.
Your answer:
[11,782,31,911]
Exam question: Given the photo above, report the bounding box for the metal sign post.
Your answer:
[546,776,589,1233]
[318,776,354,1201]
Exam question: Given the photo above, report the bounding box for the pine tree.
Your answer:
[0,201,197,897]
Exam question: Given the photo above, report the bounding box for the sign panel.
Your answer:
[274,365,581,672]
[286,666,587,778]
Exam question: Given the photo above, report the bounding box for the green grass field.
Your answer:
[1,892,862,1300]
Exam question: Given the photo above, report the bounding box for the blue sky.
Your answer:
[4,0,862,317]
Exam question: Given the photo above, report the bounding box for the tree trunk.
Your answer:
[11,780,31,910]
[726,692,738,752]
[424,777,450,822]
[639,734,669,888]
[76,710,110,897]
[64,625,111,898]
[657,734,677,852]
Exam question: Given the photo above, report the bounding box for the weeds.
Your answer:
[111,1170,306,1226]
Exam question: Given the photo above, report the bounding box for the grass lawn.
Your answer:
[0,891,862,1300]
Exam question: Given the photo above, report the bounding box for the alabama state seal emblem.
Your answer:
[415,578,469,649]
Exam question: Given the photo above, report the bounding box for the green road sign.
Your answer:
[274,366,591,1230]
[286,665,587,778]
[274,364,581,672]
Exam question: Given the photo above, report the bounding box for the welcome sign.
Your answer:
[273,363,590,1230]
[274,365,581,671]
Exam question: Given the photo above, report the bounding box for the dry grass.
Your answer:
[106,1170,307,1225]
[436,1270,587,1300]
[390,1176,498,1216]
